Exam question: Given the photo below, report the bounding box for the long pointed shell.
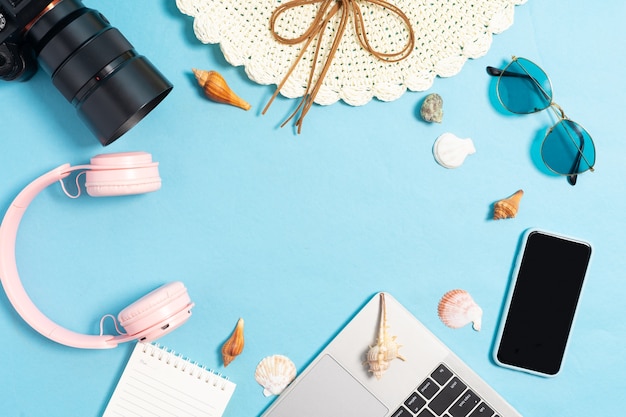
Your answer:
[433,132,476,169]
[437,289,482,331]
[192,68,251,110]
[493,189,524,220]
[254,355,297,396]
[221,318,244,367]
[365,293,405,380]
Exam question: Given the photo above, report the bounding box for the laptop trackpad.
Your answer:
[265,354,388,417]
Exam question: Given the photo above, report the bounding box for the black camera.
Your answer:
[0,0,173,146]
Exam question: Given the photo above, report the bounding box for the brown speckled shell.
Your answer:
[420,93,444,123]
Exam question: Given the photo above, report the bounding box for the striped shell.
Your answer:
[493,189,524,220]
[221,318,244,367]
[437,289,482,331]
[254,355,297,396]
[192,68,251,110]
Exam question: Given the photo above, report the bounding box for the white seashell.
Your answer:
[364,293,406,379]
[437,289,483,331]
[254,355,297,396]
[433,132,476,169]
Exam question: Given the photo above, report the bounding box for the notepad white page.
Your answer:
[103,343,236,417]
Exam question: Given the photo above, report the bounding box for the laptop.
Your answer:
[261,292,522,417]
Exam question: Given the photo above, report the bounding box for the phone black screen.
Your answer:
[496,230,592,376]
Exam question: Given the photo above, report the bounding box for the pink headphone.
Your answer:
[0,152,194,349]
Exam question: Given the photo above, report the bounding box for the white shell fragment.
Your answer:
[433,132,476,169]
[254,355,297,396]
[437,289,483,331]
[420,93,444,123]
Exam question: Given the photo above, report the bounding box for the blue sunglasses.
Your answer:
[487,56,596,185]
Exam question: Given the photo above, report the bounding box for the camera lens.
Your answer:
[25,0,172,146]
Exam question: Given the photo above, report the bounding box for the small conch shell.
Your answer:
[254,355,297,396]
[221,318,244,367]
[437,289,483,331]
[192,68,251,110]
[364,293,406,379]
[420,93,444,123]
[433,132,476,169]
[493,189,524,220]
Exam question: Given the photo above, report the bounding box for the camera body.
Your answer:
[0,0,173,146]
[0,0,49,80]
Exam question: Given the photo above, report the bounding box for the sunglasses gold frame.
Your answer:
[487,56,595,186]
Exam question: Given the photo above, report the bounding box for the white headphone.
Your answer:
[0,152,194,349]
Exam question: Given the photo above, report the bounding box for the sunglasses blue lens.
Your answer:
[541,120,595,176]
[496,58,552,114]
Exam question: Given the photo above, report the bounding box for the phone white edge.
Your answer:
[492,228,593,378]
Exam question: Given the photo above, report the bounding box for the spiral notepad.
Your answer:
[103,342,236,417]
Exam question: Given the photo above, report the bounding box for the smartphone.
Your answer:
[493,229,592,377]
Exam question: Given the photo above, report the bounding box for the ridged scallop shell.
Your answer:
[433,132,476,169]
[254,355,297,396]
[493,189,524,220]
[420,93,444,123]
[437,289,482,331]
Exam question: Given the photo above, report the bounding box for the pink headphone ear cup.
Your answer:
[85,177,161,197]
[118,282,193,340]
[85,152,161,197]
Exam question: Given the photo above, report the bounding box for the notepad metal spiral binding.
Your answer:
[142,343,231,388]
[103,342,236,417]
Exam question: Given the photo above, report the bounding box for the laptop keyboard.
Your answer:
[391,364,501,417]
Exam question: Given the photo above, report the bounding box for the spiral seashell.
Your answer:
[493,189,524,220]
[254,355,297,396]
[433,132,476,169]
[364,293,406,379]
[437,289,482,331]
[420,93,444,123]
[221,318,244,367]
[192,68,251,110]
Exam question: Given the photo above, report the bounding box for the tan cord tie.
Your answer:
[262,0,415,133]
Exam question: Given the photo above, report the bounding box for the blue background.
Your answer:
[1,1,625,416]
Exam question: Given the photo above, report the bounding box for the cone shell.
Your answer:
[221,318,244,367]
[493,189,524,220]
[254,355,297,396]
[437,289,482,331]
[192,68,251,110]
